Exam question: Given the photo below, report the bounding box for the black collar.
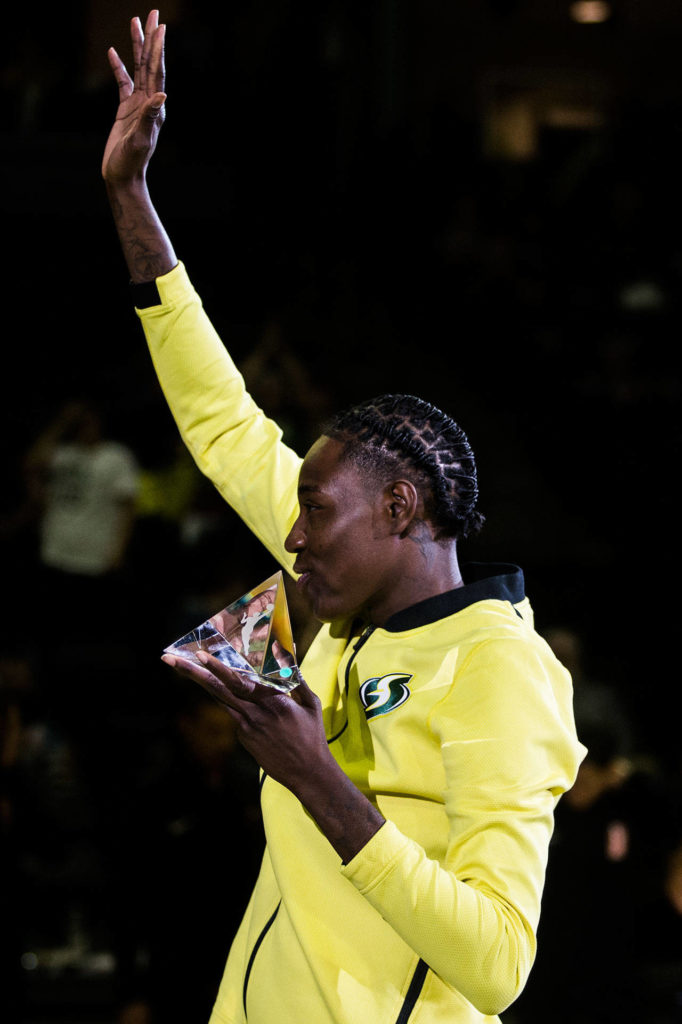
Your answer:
[382,563,526,632]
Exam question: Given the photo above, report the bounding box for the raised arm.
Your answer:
[102,11,303,573]
[102,10,177,282]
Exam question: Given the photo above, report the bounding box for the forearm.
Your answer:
[106,177,177,283]
[293,756,385,865]
[295,753,532,1013]
[341,819,535,1015]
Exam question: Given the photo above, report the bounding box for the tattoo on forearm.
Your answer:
[107,186,175,282]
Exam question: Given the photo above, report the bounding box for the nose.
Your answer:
[284,514,306,554]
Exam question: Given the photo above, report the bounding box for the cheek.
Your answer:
[326,536,370,579]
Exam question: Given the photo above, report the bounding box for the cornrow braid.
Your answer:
[323,394,485,540]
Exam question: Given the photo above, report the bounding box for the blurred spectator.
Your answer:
[0,649,110,1021]
[239,316,333,454]
[5,397,144,868]
[125,433,201,656]
[113,689,264,1023]
[1,651,29,1020]
[507,677,682,1024]
[25,397,140,646]
[543,625,634,750]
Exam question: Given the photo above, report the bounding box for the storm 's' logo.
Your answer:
[359,673,412,720]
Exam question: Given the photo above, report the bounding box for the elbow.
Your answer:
[466,964,531,1018]
[451,914,535,1017]
[469,980,527,1019]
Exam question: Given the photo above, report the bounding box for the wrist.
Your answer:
[105,174,149,199]
[293,754,385,864]
[290,743,342,805]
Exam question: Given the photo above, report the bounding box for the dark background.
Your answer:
[1,1,681,1021]
[4,0,680,765]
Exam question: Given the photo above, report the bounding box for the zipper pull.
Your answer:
[352,624,375,653]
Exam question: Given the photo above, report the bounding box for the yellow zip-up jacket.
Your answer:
[136,263,586,1024]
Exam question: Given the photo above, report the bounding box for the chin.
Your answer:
[309,602,337,624]
[307,592,348,624]
[304,579,363,624]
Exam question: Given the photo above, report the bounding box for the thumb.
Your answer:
[131,94,167,154]
[145,92,167,119]
[294,675,319,708]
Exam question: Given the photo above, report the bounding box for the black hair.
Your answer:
[323,393,484,540]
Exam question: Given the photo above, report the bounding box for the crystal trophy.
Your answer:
[164,570,301,694]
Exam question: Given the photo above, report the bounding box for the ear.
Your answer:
[385,480,420,535]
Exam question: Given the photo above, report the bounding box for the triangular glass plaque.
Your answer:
[164,570,301,693]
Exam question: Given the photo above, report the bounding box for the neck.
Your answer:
[367,535,462,628]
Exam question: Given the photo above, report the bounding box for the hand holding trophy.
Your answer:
[164,570,302,697]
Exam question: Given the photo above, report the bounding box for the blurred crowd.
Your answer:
[3,2,682,1021]
[0,367,327,1024]
[1,315,681,1024]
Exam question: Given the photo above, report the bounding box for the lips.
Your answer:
[293,560,311,583]
[295,570,311,591]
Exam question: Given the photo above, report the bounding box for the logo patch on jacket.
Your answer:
[359,673,412,720]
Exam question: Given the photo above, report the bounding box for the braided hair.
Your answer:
[322,394,484,540]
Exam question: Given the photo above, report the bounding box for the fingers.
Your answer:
[140,92,167,129]
[271,639,296,669]
[144,8,160,38]
[291,676,319,709]
[162,649,304,737]
[162,651,262,706]
[161,652,220,690]
[196,651,263,702]
[130,16,144,89]
[194,651,300,709]
[130,11,165,96]
[162,653,249,721]
[149,23,166,95]
[139,11,158,92]
[107,48,133,101]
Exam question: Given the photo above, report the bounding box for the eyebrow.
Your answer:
[297,483,323,495]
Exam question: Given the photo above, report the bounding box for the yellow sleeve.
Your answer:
[136,263,302,574]
[342,636,585,1017]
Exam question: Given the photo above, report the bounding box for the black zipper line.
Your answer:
[242,901,281,1016]
[248,626,375,1010]
[260,626,376,781]
[247,625,425,1021]
[394,958,429,1024]
[261,625,376,776]
[326,625,375,744]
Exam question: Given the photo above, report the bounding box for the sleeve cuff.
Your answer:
[340,819,410,894]
[131,262,193,309]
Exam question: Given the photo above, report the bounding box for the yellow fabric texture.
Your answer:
[137,263,586,1024]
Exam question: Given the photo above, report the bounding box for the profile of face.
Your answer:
[285,437,402,624]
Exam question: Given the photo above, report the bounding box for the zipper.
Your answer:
[247,625,377,1012]
[326,624,376,744]
[243,901,281,1017]
[394,959,429,1024]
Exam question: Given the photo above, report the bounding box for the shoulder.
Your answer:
[424,607,574,723]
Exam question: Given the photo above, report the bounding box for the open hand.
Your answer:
[162,651,333,793]
[102,10,167,183]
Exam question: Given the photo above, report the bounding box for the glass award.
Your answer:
[164,570,301,693]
